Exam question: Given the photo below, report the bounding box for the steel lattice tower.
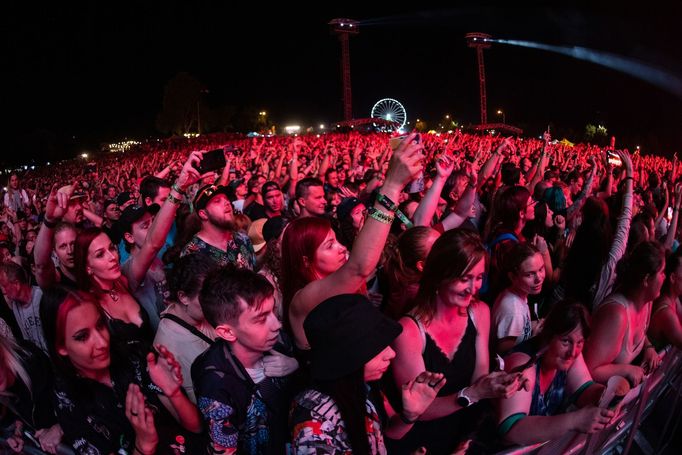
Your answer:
[329,19,359,121]
[465,33,493,125]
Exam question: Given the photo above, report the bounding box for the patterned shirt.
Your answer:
[290,389,386,455]
[192,339,271,455]
[181,232,256,270]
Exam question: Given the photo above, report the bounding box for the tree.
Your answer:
[156,73,204,136]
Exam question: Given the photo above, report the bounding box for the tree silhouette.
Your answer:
[156,72,203,135]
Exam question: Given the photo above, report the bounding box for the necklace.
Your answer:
[102,287,119,302]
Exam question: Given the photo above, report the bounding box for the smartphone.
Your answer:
[389,133,421,151]
[667,207,673,221]
[197,149,226,174]
[607,151,622,167]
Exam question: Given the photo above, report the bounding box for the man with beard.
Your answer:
[181,184,256,270]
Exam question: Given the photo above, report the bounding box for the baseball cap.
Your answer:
[117,204,160,234]
[193,184,231,211]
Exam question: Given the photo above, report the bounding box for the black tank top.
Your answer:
[385,311,481,455]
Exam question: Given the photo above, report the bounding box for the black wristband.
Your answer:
[399,412,419,425]
[43,218,58,229]
[624,176,634,181]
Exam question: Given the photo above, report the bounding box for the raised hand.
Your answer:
[383,133,425,193]
[147,345,183,398]
[435,155,455,179]
[401,371,447,421]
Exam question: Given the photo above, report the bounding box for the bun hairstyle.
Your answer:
[615,241,665,295]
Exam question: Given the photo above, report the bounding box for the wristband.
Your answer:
[399,412,419,425]
[166,193,182,205]
[135,445,155,455]
[624,176,634,181]
[367,207,395,224]
[376,193,413,228]
[171,183,185,195]
[376,193,398,212]
[43,218,58,229]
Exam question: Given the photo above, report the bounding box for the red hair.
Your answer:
[54,291,101,354]
[281,217,332,312]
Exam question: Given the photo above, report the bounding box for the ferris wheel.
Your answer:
[371,98,407,131]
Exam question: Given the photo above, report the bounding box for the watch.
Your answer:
[456,387,475,408]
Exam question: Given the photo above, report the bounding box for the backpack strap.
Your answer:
[160,313,215,345]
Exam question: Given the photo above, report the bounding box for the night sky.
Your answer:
[4,3,682,165]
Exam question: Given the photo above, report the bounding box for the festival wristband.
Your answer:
[367,207,395,224]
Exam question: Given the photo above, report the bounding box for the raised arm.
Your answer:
[298,134,422,305]
[413,155,454,226]
[127,153,203,287]
[34,184,71,289]
[664,183,681,250]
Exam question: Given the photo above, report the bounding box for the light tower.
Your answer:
[329,18,359,121]
[465,32,493,125]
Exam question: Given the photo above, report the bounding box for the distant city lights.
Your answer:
[108,140,141,153]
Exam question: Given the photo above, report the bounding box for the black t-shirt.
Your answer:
[244,202,267,221]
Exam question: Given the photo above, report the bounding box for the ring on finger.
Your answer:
[131,411,139,417]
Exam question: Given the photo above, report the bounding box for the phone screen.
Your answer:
[197,149,226,174]
[607,151,622,167]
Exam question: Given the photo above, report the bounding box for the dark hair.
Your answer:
[140,176,170,206]
[315,369,373,455]
[295,177,324,200]
[562,197,612,308]
[491,185,531,232]
[73,228,114,290]
[166,254,216,301]
[501,163,521,186]
[502,243,540,276]
[384,227,437,318]
[200,266,274,327]
[414,229,487,323]
[538,302,591,346]
[662,249,682,295]
[615,241,666,295]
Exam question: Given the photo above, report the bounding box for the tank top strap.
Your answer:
[405,314,426,354]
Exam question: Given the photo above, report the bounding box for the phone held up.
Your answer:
[389,133,424,194]
[196,149,227,174]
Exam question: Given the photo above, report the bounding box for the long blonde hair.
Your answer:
[0,335,31,393]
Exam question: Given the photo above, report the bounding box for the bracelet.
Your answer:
[399,412,419,425]
[367,207,395,224]
[375,194,414,227]
[624,176,634,181]
[166,193,182,205]
[376,193,398,212]
[135,444,155,455]
[43,218,58,229]
[171,183,185,195]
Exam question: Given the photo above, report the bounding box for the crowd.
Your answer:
[1,128,681,454]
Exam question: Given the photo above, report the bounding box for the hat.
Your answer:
[262,216,286,243]
[304,294,402,381]
[336,197,363,221]
[58,185,87,201]
[117,204,160,234]
[261,181,281,197]
[103,199,118,210]
[247,218,267,252]
[193,184,231,211]
[116,191,134,207]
